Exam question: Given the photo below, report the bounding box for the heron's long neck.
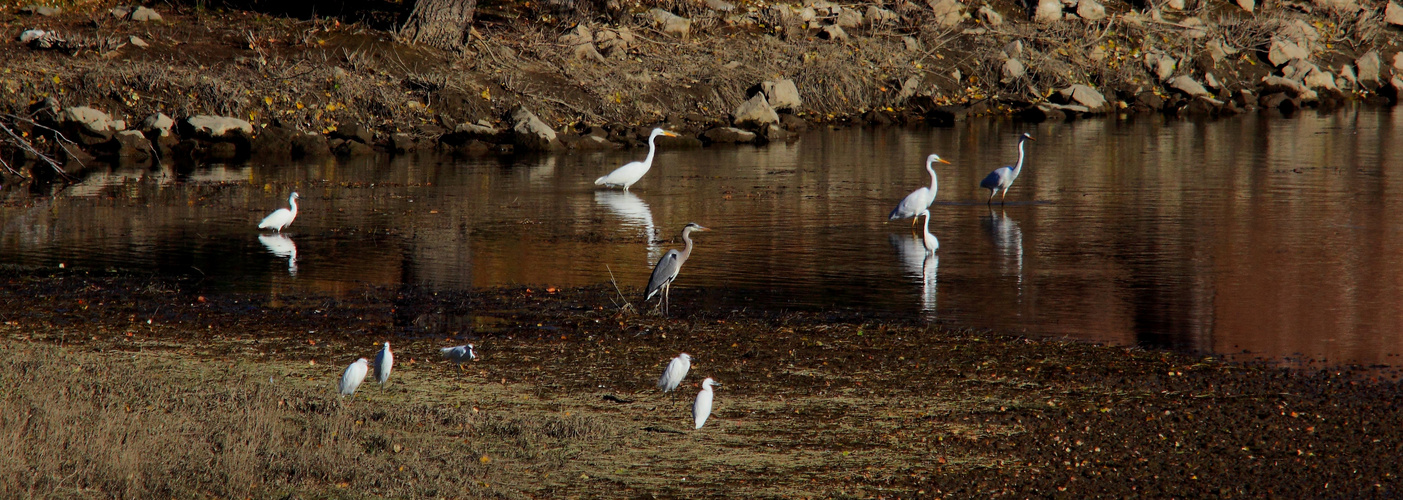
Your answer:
[679,230,694,263]
[926,160,938,196]
[643,133,661,167]
[289,196,299,216]
[1011,139,1028,179]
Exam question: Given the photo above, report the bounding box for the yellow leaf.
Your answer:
[481,89,490,100]
[264,96,273,105]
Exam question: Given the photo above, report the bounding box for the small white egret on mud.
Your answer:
[646,223,709,316]
[374,341,393,387]
[594,128,679,190]
[441,344,477,364]
[657,353,692,393]
[980,133,1036,204]
[339,358,369,397]
[889,154,950,227]
[693,378,719,429]
[258,192,300,232]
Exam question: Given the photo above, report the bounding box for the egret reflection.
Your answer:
[982,207,1023,283]
[889,231,938,314]
[595,190,661,261]
[258,234,298,276]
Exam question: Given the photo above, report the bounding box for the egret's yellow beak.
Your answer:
[663,131,679,137]
[936,158,951,164]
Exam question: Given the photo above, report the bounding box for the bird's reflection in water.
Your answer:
[982,207,1024,284]
[594,190,662,262]
[889,231,938,315]
[258,234,298,276]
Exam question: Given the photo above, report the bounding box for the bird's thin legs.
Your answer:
[987,190,995,204]
[1000,189,1008,204]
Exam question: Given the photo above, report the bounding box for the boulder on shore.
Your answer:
[508,107,562,151]
[702,127,758,144]
[732,93,780,127]
[183,115,253,141]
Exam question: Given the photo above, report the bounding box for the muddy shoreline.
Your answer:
[3,266,1401,496]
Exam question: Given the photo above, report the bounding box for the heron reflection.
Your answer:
[982,207,1023,283]
[889,219,938,314]
[595,190,662,261]
[258,234,298,276]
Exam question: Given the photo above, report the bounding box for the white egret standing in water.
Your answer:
[374,341,393,387]
[889,154,950,227]
[257,234,298,276]
[980,133,1036,204]
[594,128,680,190]
[657,353,692,393]
[693,378,718,429]
[339,358,369,397]
[646,223,710,316]
[258,192,300,232]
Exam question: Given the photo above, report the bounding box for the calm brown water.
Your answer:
[6,106,1403,366]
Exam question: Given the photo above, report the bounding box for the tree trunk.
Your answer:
[400,0,476,51]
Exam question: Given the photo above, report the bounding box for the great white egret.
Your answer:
[693,378,718,429]
[889,154,951,226]
[594,128,680,190]
[258,192,300,232]
[441,344,477,363]
[979,133,1036,204]
[374,341,393,387]
[657,352,692,392]
[646,223,709,316]
[339,358,369,397]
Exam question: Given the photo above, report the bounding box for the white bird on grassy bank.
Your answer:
[339,358,369,397]
[594,128,679,190]
[657,353,692,393]
[693,378,718,429]
[374,341,393,387]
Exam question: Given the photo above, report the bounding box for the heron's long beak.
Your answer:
[1027,136,1037,141]
[696,226,710,231]
[936,158,951,164]
[663,131,679,137]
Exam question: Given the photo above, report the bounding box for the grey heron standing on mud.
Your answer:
[645,223,710,316]
[979,133,1036,204]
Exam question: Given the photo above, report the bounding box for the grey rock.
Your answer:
[1180,17,1207,39]
[596,28,633,58]
[977,5,1004,25]
[185,115,254,140]
[650,9,692,38]
[763,79,802,111]
[819,24,849,42]
[389,133,416,153]
[1388,0,1403,26]
[115,130,152,158]
[1304,68,1338,90]
[1169,75,1211,97]
[732,93,780,126]
[1339,64,1358,88]
[897,76,923,101]
[1206,39,1239,63]
[509,107,561,151]
[702,127,758,144]
[141,113,174,137]
[927,0,965,26]
[1145,53,1177,81]
[129,35,148,48]
[21,5,61,16]
[1035,0,1062,22]
[1393,52,1403,71]
[864,6,899,26]
[1001,58,1026,83]
[1077,0,1107,20]
[131,6,163,22]
[1236,0,1255,12]
[903,36,920,52]
[110,6,132,19]
[1003,40,1023,58]
[1059,84,1110,111]
[1261,75,1316,100]
[1356,50,1381,85]
[837,7,863,28]
[1205,72,1222,90]
[570,135,618,150]
[799,7,817,21]
[63,107,120,145]
[705,0,736,11]
[19,30,46,43]
[1267,38,1309,67]
[455,121,500,139]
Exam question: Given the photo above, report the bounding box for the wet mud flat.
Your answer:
[4,267,1402,497]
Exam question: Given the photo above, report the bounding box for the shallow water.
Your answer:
[6,106,1403,367]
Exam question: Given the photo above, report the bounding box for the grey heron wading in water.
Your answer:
[889,154,950,227]
[645,223,709,316]
[258,192,300,232]
[979,133,1035,204]
[595,128,680,190]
